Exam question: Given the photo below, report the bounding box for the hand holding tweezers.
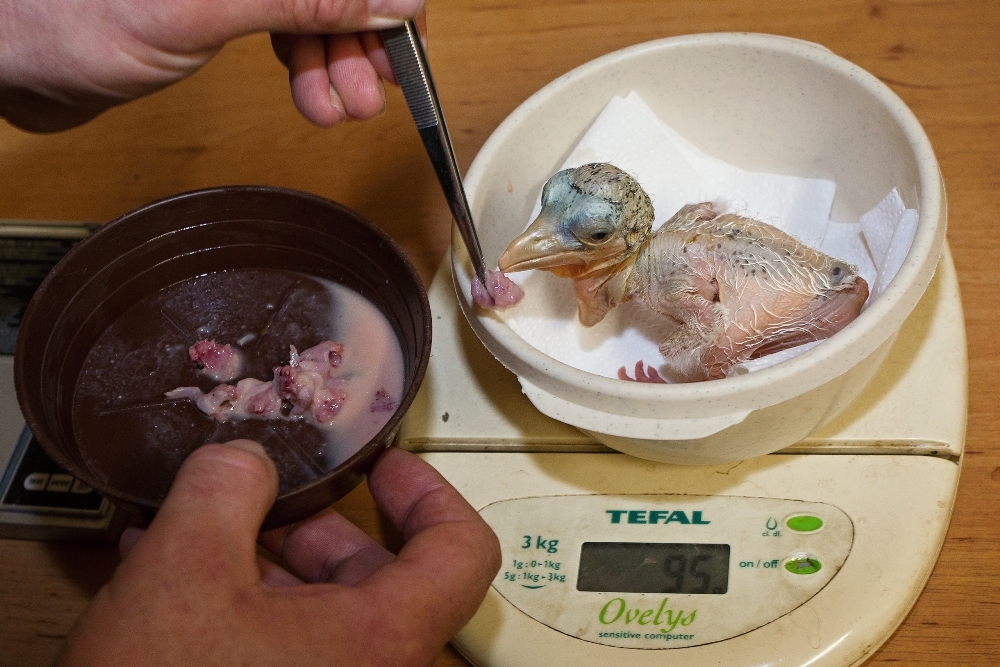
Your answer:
[381,20,489,286]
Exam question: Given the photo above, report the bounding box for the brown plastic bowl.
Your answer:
[14,186,431,529]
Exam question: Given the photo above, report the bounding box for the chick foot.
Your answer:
[618,361,667,383]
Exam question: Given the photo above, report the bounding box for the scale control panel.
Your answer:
[482,494,852,649]
[0,426,126,541]
[2,430,105,512]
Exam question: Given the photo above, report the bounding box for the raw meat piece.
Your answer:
[188,339,242,382]
[370,388,396,412]
[275,343,348,425]
[164,384,237,421]
[471,269,525,309]
[167,340,367,427]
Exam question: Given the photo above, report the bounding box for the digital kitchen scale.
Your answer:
[0,220,127,542]
[397,246,966,667]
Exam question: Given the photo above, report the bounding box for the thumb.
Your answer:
[127,440,279,579]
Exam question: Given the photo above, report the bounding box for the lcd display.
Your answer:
[577,542,730,594]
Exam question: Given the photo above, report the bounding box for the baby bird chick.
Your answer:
[498,163,869,382]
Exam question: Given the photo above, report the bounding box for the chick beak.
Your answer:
[498,211,587,274]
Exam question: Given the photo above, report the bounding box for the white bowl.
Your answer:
[453,33,945,465]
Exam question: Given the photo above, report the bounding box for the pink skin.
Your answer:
[58,444,500,667]
[168,340,379,427]
[471,269,525,310]
[189,340,243,382]
[617,361,667,384]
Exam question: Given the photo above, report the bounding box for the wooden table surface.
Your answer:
[1,1,997,665]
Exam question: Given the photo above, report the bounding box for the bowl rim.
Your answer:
[455,31,945,417]
[14,185,433,521]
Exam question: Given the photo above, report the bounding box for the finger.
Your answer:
[256,553,305,587]
[259,507,396,585]
[361,449,501,642]
[368,448,487,540]
[326,33,386,120]
[364,9,426,85]
[270,33,294,68]
[121,440,279,583]
[275,29,403,88]
[176,0,426,48]
[413,9,427,39]
[360,31,395,86]
[118,525,146,559]
[287,34,346,126]
[412,8,429,56]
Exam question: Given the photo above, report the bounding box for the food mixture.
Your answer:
[72,269,405,498]
[167,339,396,425]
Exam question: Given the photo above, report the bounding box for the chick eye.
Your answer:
[571,219,616,246]
[566,196,618,245]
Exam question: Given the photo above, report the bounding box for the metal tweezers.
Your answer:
[382,20,489,286]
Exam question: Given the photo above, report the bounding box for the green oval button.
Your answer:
[786,515,823,532]
[785,556,822,575]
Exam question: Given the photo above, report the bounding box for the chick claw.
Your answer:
[618,361,667,384]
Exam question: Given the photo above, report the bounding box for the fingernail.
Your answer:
[118,525,146,558]
[328,86,347,124]
[220,439,271,462]
[376,80,387,116]
[366,16,407,29]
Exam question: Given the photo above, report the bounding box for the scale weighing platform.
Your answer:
[397,247,966,667]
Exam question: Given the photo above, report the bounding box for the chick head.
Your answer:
[498,163,653,278]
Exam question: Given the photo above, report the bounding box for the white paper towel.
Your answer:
[501,93,917,380]
[529,92,837,243]
[861,189,920,302]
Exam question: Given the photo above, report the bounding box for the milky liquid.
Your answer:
[72,269,405,502]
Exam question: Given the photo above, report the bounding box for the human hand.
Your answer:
[56,441,501,667]
[0,0,425,132]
